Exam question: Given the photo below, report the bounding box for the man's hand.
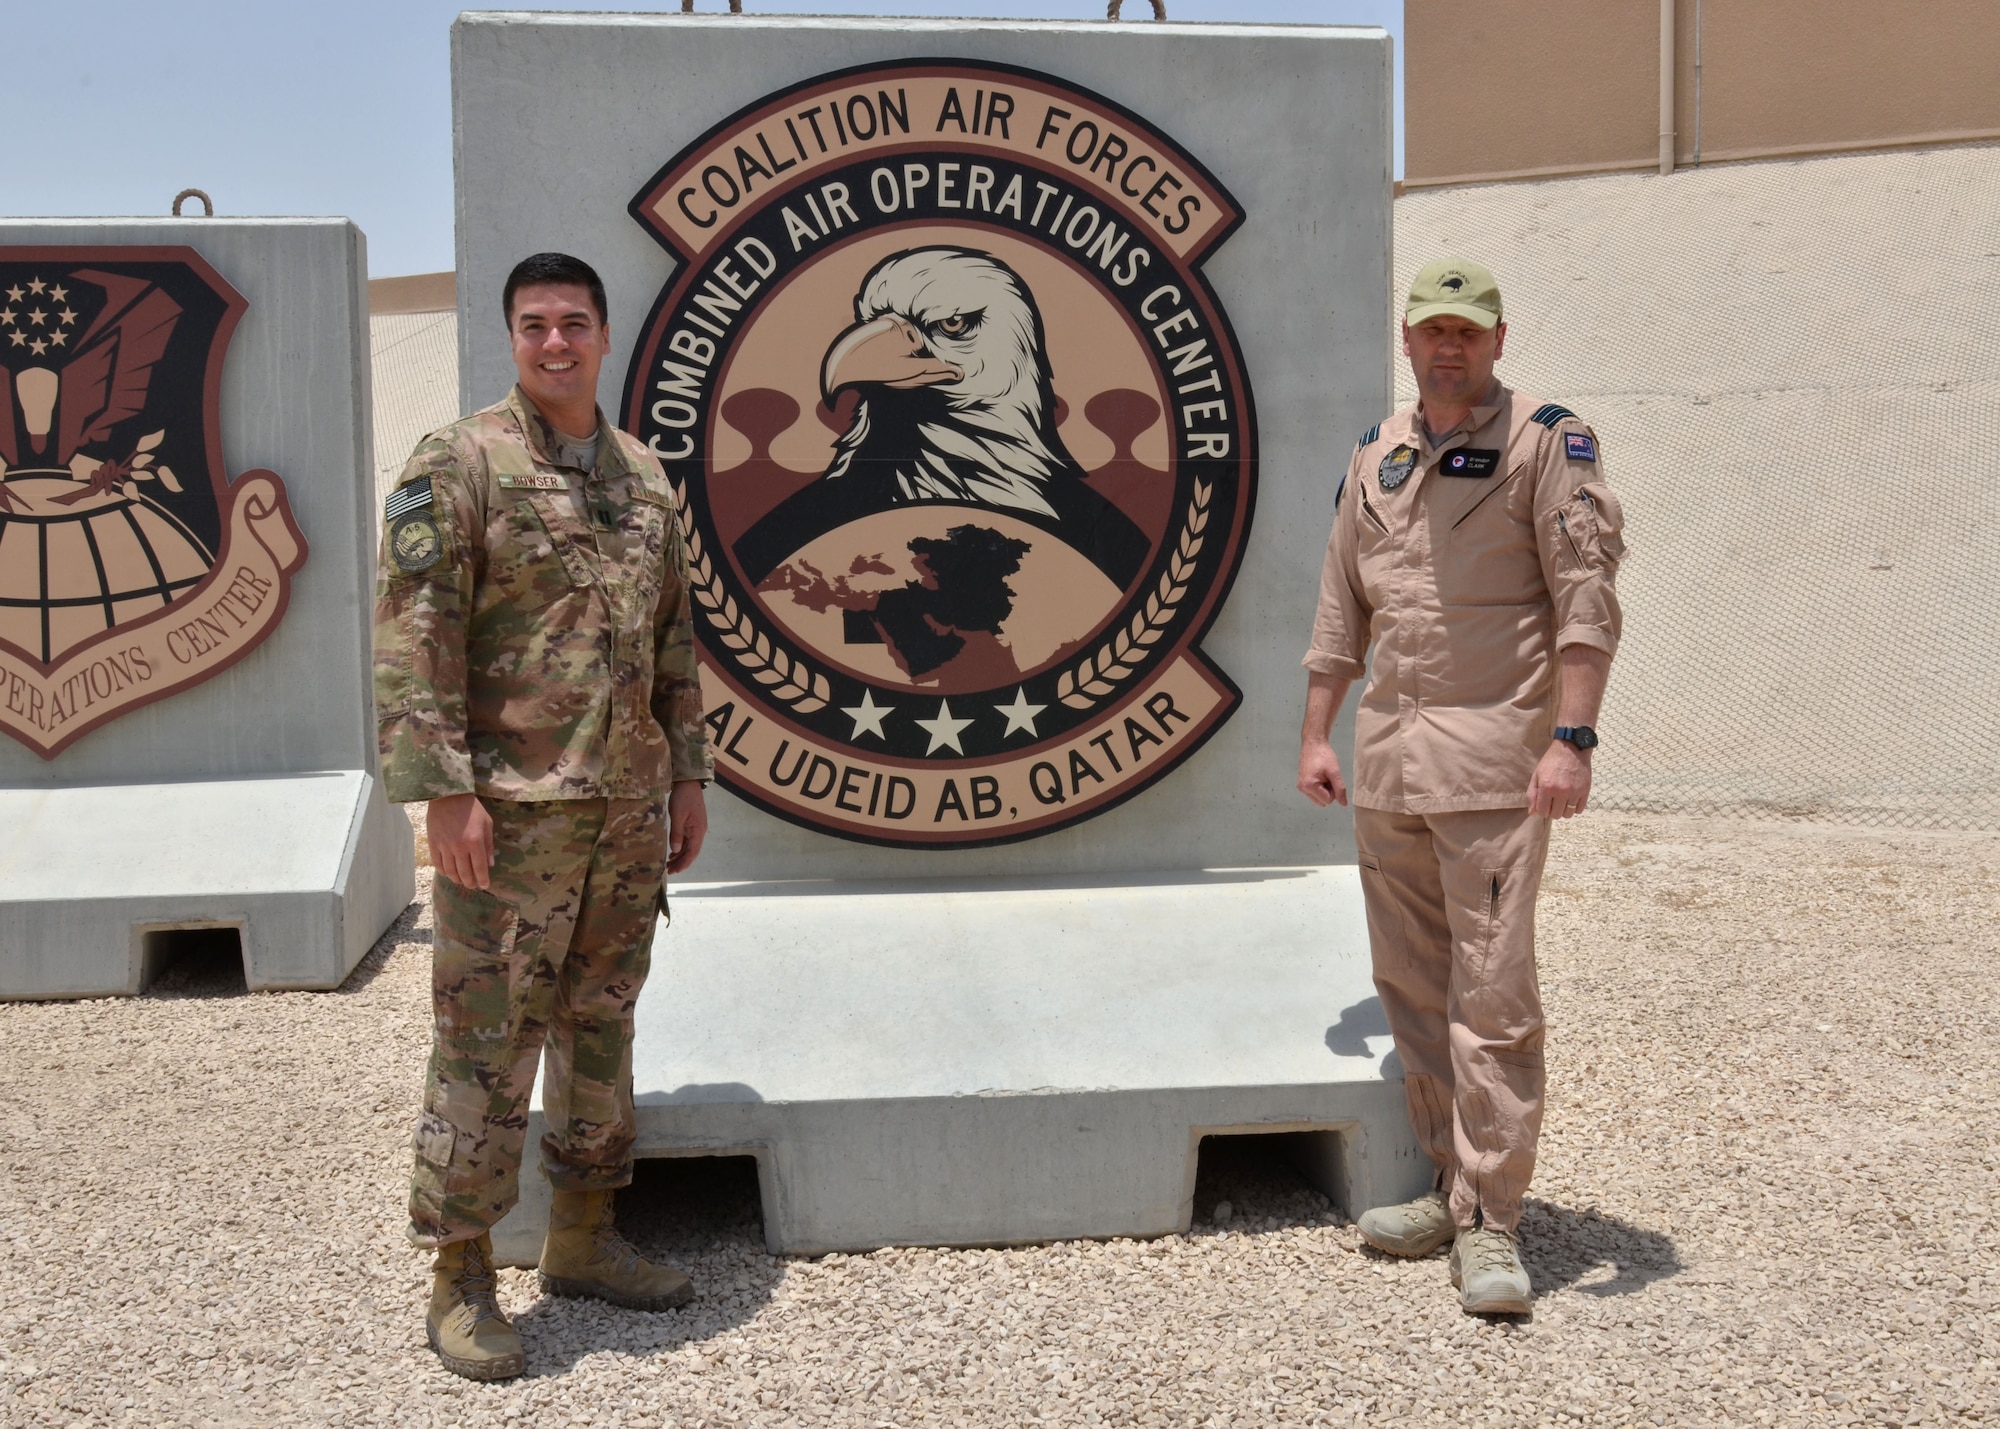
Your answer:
[1298,740,1349,808]
[427,793,495,890]
[667,780,708,874]
[1527,742,1592,820]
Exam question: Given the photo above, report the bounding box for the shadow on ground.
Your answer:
[510,1155,779,1376]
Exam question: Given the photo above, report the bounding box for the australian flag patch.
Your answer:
[1564,432,1598,463]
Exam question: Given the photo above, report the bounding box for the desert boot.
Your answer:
[539,1188,696,1311]
[427,1234,525,1381]
[1450,1227,1534,1315]
[1357,1189,1455,1257]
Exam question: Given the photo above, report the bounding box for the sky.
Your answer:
[10,1,1402,277]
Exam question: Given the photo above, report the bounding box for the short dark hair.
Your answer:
[502,252,607,327]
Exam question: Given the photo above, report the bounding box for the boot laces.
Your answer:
[451,1240,505,1323]
[1465,1230,1520,1275]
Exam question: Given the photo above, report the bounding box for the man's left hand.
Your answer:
[667,780,709,874]
[1527,742,1592,820]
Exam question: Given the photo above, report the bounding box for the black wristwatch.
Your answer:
[1553,726,1599,751]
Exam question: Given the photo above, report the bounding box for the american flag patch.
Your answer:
[384,475,434,521]
[1564,432,1597,462]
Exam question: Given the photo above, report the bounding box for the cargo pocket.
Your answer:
[1555,484,1625,574]
[411,1111,459,1170]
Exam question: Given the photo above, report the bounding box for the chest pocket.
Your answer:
[1435,460,1543,607]
[619,481,678,608]
[481,491,594,615]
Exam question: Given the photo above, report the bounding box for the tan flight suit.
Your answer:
[374,387,715,1247]
[1304,383,1624,1233]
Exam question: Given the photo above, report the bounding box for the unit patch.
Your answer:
[1377,445,1419,491]
[1564,432,1598,463]
[495,471,568,491]
[389,511,444,573]
[1441,448,1500,478]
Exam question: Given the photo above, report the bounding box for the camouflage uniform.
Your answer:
[373,386,714,1247]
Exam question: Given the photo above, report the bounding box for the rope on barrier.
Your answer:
[171,188,213,217]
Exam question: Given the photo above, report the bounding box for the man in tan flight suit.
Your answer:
[1297,258,1624,1315]
[374,251,715,1379]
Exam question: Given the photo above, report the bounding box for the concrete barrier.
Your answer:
[0,218,414,998]
[454,15,1406,1255]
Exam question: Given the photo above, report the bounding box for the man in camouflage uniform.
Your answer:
[374,251,715,1381]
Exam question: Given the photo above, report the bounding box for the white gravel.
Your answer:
[2,812,1996,1426]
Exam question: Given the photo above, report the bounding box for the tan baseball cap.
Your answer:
[1405,257,1503,329]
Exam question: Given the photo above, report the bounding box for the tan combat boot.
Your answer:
[538,1188,696,1311]
[427,1234,525,1381]
[1450,1226,1533,1315]
[1357,1189,1455,1257]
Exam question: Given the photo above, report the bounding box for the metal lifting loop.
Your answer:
[1107,0,1168,17]
[171,188,214,217]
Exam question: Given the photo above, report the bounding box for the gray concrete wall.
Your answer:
[453,15,1390,878]
[0,218,379,786]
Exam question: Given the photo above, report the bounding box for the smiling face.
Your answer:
[508,282,610,435]
[1402,313,1508,412]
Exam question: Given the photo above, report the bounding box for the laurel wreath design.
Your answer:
[672,481,832,714]
[1056,478,1211,710]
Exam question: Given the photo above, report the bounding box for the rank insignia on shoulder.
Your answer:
[389,510,445,574]
[495,471,567,491]
[383,474,434,523]
[1565,432,1598,463]
[1378,444,1418,491]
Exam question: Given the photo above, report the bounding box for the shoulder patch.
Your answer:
[1357,423,1381,450]
[1530,403,1578,429]
[384,474,434,522]
[1564,431,1598,463]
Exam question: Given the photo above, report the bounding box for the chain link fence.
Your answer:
[1398,142,2000,828]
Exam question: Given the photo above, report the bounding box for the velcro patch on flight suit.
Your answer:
[384,474,434,522]
[1378,445,1419,491]
[385,476,448,575]
[1440,448,1501,477]
[1565,432,1598,462]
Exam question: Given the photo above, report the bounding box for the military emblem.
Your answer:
[1378,444,1418,491]
[625,60,1256,847]
[0,248,306,759]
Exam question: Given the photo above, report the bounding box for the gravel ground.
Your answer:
[2,812,1995,1427]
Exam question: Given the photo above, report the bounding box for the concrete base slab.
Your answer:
[0,771,415,999]
[491,867,1426,1261]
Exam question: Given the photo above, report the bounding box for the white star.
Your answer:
[7,331,23,347]
[26,277,44,295]
[841,688,893,741]
[27,310,46,326]
[914,699,974,755]
[993,686,1046,739]
[57,308,76,325]
[0,310,13,325]
[48,285,66,303]
[3,286,22,303]
[49,330,66,347]
[27,338,46,355]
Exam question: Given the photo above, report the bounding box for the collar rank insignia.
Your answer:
[1378,444,1418,491]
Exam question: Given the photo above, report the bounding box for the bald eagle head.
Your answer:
[819,246,1083,519]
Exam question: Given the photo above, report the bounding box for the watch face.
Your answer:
[1572,726,1599,750]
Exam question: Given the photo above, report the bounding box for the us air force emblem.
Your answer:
[0,248,306,759]
[1378,445,1418,491]
[625,60,1257,847]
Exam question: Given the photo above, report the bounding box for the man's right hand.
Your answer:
[427,793,495,891]
[1298,740,1349,808]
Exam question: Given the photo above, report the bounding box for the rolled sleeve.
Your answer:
[1534,426,1626,661]
[1302,462,1371,680]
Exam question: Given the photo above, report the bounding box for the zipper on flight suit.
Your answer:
[1557,509,1586,567]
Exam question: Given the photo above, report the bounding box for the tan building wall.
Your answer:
[1407,0,2000,187]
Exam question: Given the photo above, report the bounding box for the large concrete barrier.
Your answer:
[452,13,1413,1254]
[0,218,414,998]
